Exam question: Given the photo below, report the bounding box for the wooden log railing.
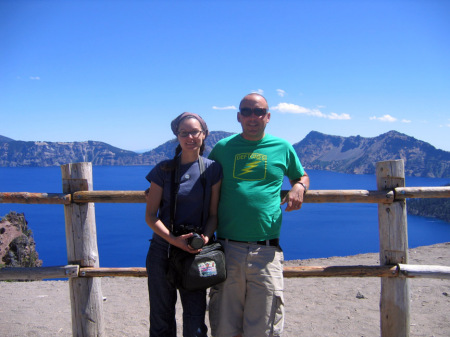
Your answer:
[1,160,449,337]
[377,161,410,335]
[0,192,72,204]
[4,264,450,280]
[0,265,79,280]
[2,263,450,280]
[1,186,449,205]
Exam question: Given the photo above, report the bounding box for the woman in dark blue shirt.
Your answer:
[145,112,222,337]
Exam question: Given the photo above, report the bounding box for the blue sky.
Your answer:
[1,0,449,152]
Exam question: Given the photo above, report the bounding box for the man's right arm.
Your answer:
[281,171,310,212]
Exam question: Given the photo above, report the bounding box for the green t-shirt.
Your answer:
[209,134,305,241]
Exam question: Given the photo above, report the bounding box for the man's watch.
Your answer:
[297,181,308,194]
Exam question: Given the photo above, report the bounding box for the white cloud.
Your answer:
[272,103,321,115]
[401,119,411,123]
[276,89,286,97]
[29,76,40,80]
[212,105,237,110]
[369,114,397,122]
[328,112,351,120]
[271,102,351,120]
[251,89,264,95]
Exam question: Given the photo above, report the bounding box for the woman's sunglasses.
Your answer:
[177,130,204,138]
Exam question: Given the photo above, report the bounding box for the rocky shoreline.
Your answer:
[0,212,42,268]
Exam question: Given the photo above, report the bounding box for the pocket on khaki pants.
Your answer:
[270,290,285,336]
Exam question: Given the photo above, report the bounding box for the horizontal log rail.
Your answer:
[296,189,394,203]
[0,192,72,205]
[2,264,450,280]
[394,186,450,200]
[397,263,450,279]
[283,265,398,278]
[73,190,145,203]
[79,267,148,277]
[79,264,450,279]
[0,265,79,281]
[1,186,449,205]
[79,265,400,278]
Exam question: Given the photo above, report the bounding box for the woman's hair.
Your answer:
[162,115,206,171]
[171,112,209,137]
[172,115,206,157]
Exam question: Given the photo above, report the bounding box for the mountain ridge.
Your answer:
[294,130,449,178]
[1,130,449,178]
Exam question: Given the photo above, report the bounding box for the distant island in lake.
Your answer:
[1,130,449,178]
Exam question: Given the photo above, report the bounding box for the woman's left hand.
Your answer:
[201,234,210,246]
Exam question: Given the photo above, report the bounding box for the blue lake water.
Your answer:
[0,166,449,268]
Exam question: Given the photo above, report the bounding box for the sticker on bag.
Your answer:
[198,260,218,277]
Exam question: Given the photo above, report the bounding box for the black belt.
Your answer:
[219,237,279,247]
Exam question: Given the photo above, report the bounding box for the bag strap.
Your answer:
[198,156,206,228]
[169,156,206,233]
[169,155,180,233]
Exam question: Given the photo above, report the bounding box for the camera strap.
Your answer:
[169,156,206,234]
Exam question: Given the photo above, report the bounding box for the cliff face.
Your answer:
[0,212,42,268]
[0,131,235,167]
[0,140,141,167]
[294,131,450,178]
[0,130,449,178]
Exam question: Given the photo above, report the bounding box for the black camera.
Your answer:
[174,224,204,249]
[188,233,205,250]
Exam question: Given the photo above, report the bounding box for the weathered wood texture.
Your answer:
[77,264,450,279]
[394,186,450,199]
[80,265,399,278]
[0,265,79,281]
[1,187,448,205]
[397,264,450,279]
[75,189,395,203]
[61,162,105,337]
[377,160,410,337]
[0,192,71,204]
[72,190,145,203]
[80,267,149,277]
[3,263,449,280]
[283,265,398,278]
[281,189,395,203]
[66,186,450,203]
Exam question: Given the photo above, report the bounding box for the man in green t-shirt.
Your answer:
[208,93,310,337]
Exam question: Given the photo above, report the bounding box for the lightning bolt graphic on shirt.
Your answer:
[239,161,261,176]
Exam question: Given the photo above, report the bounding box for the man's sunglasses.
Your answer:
[239,107,268,117]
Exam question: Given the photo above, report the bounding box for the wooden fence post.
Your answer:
[61,162,105,336]
[376,160,410,337]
